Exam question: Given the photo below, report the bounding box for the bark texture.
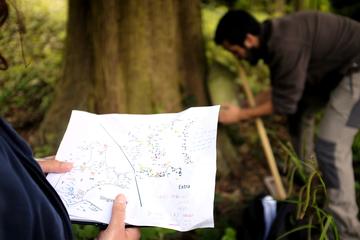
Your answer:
[35,0,208,148]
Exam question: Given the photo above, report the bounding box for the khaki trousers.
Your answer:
[316,71,360,239]
[289,71,360,239]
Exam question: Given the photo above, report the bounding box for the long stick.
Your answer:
[238,64,286,200]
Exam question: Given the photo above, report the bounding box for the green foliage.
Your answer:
[279,142,307,193]
[202,5,238,73]
[353,132,360,209]
[278,141,339,239]
[0,0,66,129]
[194,228,223,240]
[291,0,331,11]
[71,224,100,240]
[221,227,237,240]
[353,132,360,162]
[140,227,176,240]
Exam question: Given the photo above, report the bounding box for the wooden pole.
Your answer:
[238,64,287,200]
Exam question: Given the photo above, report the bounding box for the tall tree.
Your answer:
[35,0,208,147]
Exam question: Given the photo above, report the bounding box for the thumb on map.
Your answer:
[108,194,127,232]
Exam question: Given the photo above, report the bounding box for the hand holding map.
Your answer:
[47,106,220,231]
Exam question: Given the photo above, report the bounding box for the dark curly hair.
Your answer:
[0,0,9,70]
[214,10,260,47]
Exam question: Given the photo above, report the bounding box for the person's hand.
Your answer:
[219,104,243,124]
[36,155,73,174]
[98,194,141,240]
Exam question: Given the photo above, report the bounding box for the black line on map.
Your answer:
[99,123,143,207]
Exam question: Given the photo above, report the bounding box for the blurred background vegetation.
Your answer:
[0,0,65,134]
[0,0,359,239]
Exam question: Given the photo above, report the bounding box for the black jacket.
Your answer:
[0,118,73,239]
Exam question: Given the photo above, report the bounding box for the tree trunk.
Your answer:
[34,0,95,146]
[176,0,209,106]
[294,0,306,11]
[33,0,240,181]
[34,0,207,149]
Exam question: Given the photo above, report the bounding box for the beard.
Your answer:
[244,46,262,66]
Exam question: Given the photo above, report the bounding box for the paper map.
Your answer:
[46,106,220,231]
